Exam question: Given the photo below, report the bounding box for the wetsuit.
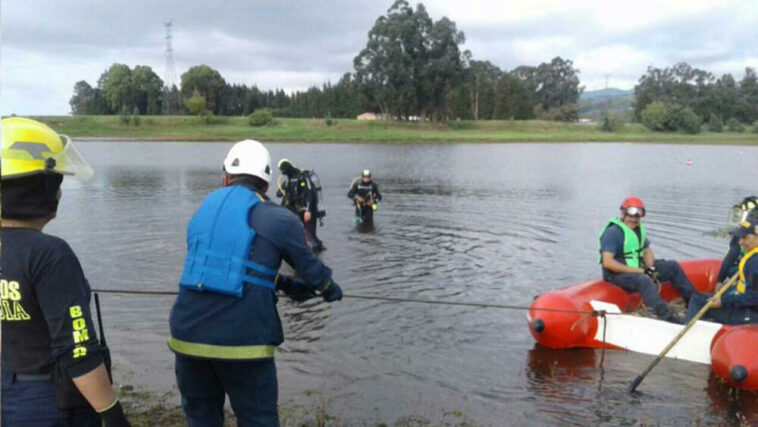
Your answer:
[278,170,324,251]
[347,180,382,221]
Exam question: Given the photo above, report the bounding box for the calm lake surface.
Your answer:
[50,141,758,425]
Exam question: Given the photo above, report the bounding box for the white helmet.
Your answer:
[223,139,272,183]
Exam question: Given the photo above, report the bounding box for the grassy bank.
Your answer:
[31,115,758,144]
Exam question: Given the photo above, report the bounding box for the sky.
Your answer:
[1,0,757,115]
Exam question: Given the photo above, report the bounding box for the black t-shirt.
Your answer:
[1,228,102,377]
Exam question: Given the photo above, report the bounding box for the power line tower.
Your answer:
[163,21,177,115]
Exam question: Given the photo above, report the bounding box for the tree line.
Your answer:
[69,0,756,130]
[634,63,758,132]
[70,0,583,122]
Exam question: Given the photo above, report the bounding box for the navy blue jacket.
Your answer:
[717,235,742,283]
[169,183,332,359]
[721,252,758,310]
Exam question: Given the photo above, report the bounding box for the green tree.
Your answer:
[738,68,758,124]
[634,62,713,122]
[101,63,134,114]
[354,1,466,121]
[466,60,502,120]
[495,72,533,119]
[673,106,701,134]
[425,16,466,121]
[354,0,425,119]
[533,57,583,110]
[186,92,207,116]
[640,102,669,131]
[180,65,227,114]
[726,117,744,132]
[707,113,723,132]
[69,80,98,115]
[249,108,273,126]
[131,106,141,126]
[132,65,163,115]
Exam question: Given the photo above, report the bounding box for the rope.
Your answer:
[90,288,619,317]
[92,289,178,296]
[599,311,608,368]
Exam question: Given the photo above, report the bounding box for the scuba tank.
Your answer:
[303,170,326,224]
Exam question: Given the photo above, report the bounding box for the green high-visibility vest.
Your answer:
[598,217,646,268]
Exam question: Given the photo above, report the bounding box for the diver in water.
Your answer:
[347,169,382,225]
[276,159,326,252]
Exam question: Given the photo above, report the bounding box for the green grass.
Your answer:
[29,115,758,144]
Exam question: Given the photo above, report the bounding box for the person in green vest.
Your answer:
[598,196,698,323]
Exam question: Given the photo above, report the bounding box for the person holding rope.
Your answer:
[1,118,130,426]
[598,196,698,324]
[685,218,758,324]
[276,159,326,252]
[714,196,758,294]
[168,140,342,426]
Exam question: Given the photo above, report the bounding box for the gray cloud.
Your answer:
[2,0,756,115]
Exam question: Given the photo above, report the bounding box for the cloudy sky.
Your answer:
[2,0,757,115]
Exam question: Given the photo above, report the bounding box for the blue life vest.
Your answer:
[179,185,278,297]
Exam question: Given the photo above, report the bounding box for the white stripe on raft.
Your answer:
[590,300,724,365]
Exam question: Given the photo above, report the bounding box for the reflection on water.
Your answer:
[47,141,758,424]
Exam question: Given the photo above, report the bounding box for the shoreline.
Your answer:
[30,115,758,145]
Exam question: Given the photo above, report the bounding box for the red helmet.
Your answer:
[620,196,645,217]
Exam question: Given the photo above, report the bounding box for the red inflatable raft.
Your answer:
[527,259,758,390]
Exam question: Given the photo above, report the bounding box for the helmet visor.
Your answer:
[49,135,94,181]
[730,207,750,227]
[624,206,645,217]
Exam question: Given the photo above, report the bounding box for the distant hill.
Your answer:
[579,88,635,119]
[580,88,634,102]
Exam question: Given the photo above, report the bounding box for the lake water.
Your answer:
[49,141,758,425]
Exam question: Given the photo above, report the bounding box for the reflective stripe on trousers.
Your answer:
[168,336,275,360]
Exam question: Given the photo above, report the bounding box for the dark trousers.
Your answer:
[175,354,279,427]
[606,259,696,314]
[304,215,323,249]
[355,203,373,223]
[685,293,758,324]
[0,371,100,427]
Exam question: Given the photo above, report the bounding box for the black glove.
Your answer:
[276,275,316,302]
[644,266,659,281]
[100,400,131,427]
[320,279,343,302]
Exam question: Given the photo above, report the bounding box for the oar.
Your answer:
[628,273,739,393]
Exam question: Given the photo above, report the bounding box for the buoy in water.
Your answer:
[686,159,694,166]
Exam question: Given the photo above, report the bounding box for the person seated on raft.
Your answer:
[599,196,698,324]
[714,196,758,294]
[685,218,758,325]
